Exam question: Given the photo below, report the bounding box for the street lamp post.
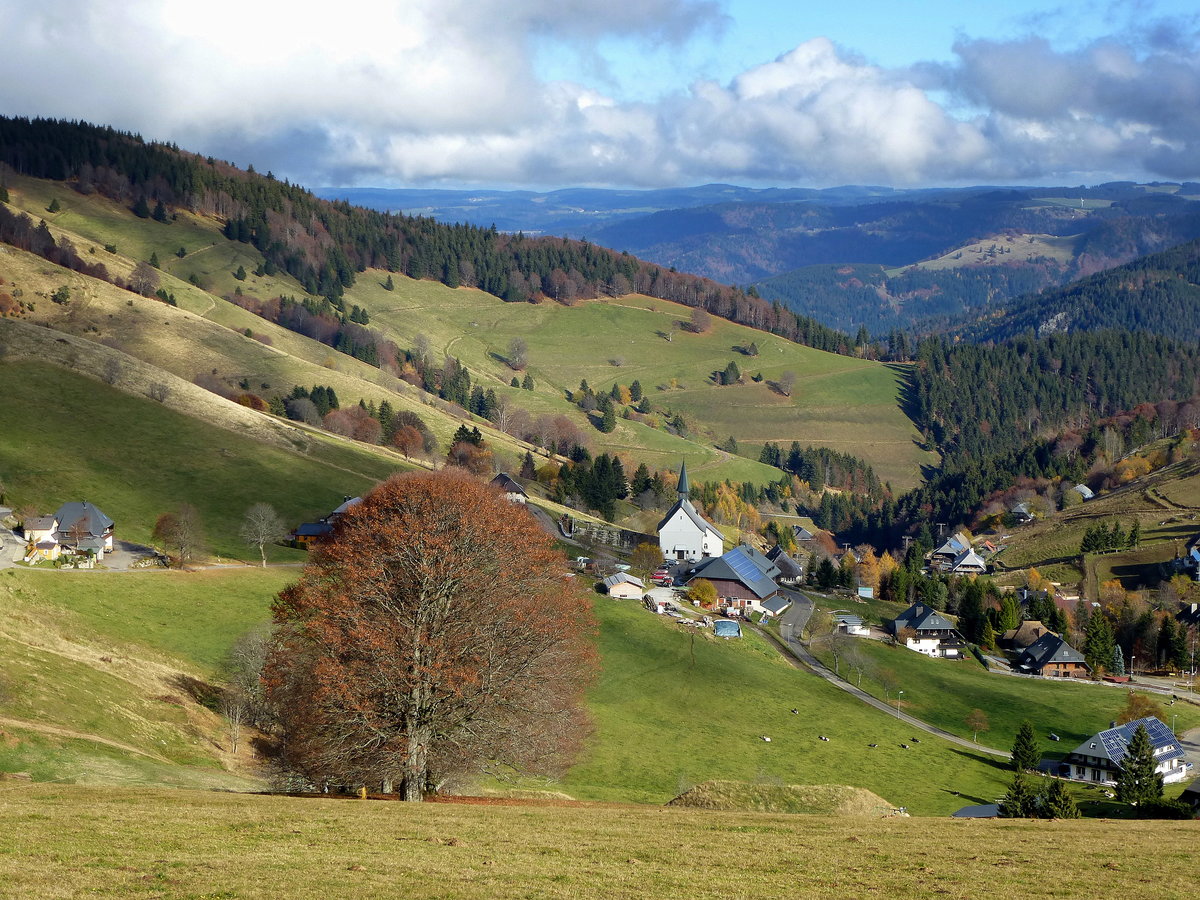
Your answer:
[895,689,904,718]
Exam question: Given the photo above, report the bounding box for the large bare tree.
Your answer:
[240,502,288,567]
[264,470,597,800]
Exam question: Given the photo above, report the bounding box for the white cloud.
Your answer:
[1,1,1199,186]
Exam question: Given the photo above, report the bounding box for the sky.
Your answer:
[2,0,1199,190]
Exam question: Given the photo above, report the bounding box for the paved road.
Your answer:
[767,591,1011,760]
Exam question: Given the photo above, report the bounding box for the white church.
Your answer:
[657,462,724,562]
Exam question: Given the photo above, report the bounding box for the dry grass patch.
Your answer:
[0,785,1196,899]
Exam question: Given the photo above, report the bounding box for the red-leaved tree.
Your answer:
[264,469,597,800]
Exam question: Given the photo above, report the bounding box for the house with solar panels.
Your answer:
[682,544,785,617]
[657,462,724,562]
[1061,717,1190,785]
[928,532,972,572]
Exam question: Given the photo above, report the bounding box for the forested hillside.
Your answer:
[955,239,1200,342]
[0,117,850,355]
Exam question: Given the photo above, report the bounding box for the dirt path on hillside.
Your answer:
[0,716,173,764]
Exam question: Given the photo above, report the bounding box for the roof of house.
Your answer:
[933,532,971,557]
[792,524,815,541]
[24,516,58,532]
[764,545,803,579]
[687,545,781,599]
[1002,620,1049,648]
[1018,632,1087,672]
[950,548,987,571]
[1071,484,1095,499]
[761,595,792,615]
[603,572,645,590]
[835,614,864,627]
[294,522,334,538]
[490,472,527,496]
[1069,716,1184,769]
[52,501,113,537]
[329,496,362,518]
[893,602,960,634]
[656,497,720,537]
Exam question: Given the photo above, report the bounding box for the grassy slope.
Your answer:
[2,786,1199,899]
[5,175,936,489]
[807,636,1200,761]
[0,568,290,790]
[0,359,401,560]
[562,597,1009,815]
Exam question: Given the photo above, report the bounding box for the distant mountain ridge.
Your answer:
[324,180,1200,334]
[948,238,1200,343]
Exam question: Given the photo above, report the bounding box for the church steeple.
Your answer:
[677,460,690,498]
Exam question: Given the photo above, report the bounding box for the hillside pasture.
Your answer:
[0,567,284,791]
[0,355,398,560]
[559,596,1009,815]
[806,636,1200,759]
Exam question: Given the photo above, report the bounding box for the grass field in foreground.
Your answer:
[0,785,1197,899]
[807,636,1200,759]
[559,597,1010,814]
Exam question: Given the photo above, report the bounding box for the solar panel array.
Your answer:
[1100,717,1182,766]
[724,548,776,597]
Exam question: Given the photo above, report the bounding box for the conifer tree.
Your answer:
[598,402,617,434]
[629,380,642,402]
[998,773,1038,818]
[47,197,61,213]
[1012,720,1040,772]
[522,374,534,391]
[1116,723,1163,807]
[1039,779,1080,819]
[1085,612,1115,673]
[1110,645,1126,676]
[520,451,537,480]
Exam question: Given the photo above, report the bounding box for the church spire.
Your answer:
[677,460,690,498]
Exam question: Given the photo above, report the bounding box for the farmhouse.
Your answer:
[489,472,528,504]
[657,462,723,562]
[1000,619,1050,650]
[602,572,646,599]
[947,547,987,575]
[889,602,967,658]
[291,495,362,548]
[684,544,782,616]
[928,533,972,571]
[764,545,804,585]
[1015,632,1089,678]
[53,501,115,556]
[22,515,61,561]
[1060,717,1189,785]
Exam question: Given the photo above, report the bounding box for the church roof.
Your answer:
[656,497,719,536]
[677,460,690,497]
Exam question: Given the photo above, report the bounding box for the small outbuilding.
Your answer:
[602,572,646,599]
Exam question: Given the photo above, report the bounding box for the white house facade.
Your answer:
[657,462,724,562]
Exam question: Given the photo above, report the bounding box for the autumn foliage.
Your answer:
[265,470,597,800]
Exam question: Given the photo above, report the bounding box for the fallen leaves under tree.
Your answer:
[264,470,597,800]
